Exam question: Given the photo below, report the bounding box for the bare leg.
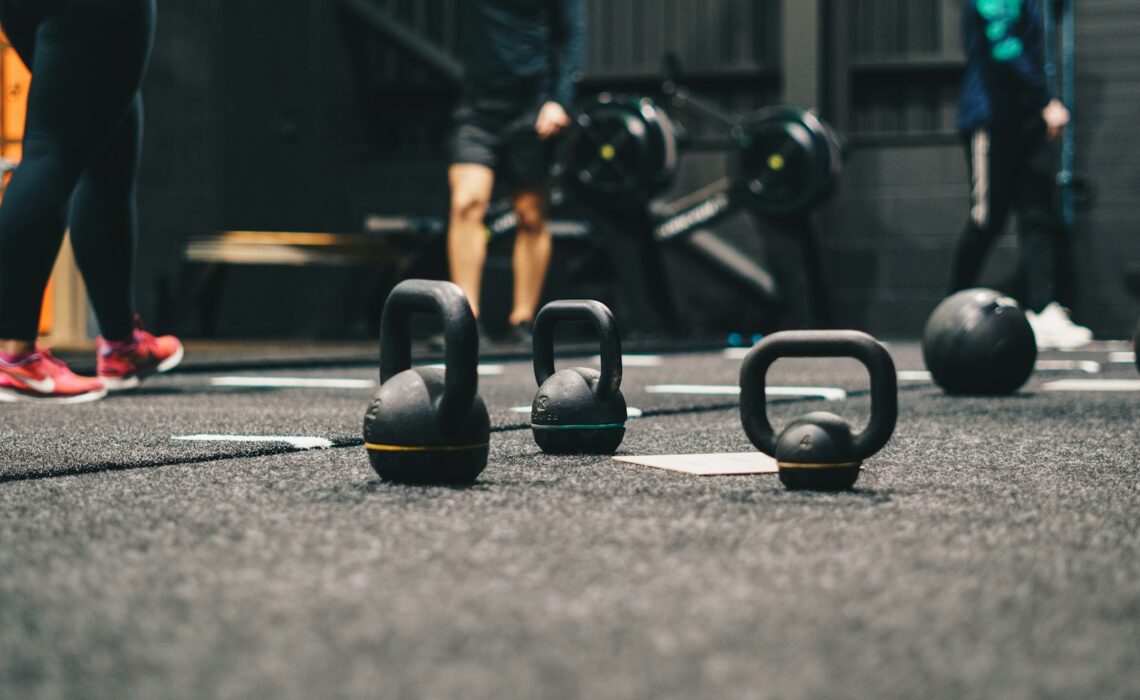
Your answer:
[0,339,36,354]
[447,164,495,318]
[509,188,552,325]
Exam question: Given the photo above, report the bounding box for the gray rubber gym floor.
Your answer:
[2,341,1137,699]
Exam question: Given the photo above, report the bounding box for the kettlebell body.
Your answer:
[740,330,897,491]
[531,300,627,454]
[363,280,490,484]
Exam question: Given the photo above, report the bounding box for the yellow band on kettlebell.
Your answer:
[777,460,862,470]
[365,442,489,453]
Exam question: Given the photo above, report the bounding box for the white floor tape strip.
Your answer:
[897,370,932,381]
[212,377,376,389]
[511,406,644,418]
[614,452,778,476]
[172,435,334,450]
[1109,352,1136,364]
[426,364,504,376]
[722,348,751,360]
[1035,360,1101,374]
[1042,379,1140,393]
[645,385,847,401]
[590,354,663,367]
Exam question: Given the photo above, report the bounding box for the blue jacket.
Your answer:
[958,0,1053,132]
[462,0,587,110]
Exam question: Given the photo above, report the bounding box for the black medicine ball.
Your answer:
[922,289,1037,395]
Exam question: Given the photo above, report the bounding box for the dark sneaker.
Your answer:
[503,320,533,348]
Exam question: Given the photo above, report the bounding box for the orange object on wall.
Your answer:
[0,32,41,332]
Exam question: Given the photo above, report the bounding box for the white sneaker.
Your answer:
[1026,302,1093,350]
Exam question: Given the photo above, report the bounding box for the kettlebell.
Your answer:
[531,300,627,454]
[363,279,490,484]
[740,330,897,491]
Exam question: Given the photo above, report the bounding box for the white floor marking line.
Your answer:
[1035,360,1101,374]
[212,377,376,389]
[172,435,334,450]
[897,370,932,381]
[645,385,847,401]
[722,348,751,360]
[590,354,663,367]
[1109,352,1136,364]
[426,364,504,376]
[1042,379,1140,393]
[511,406,644,418]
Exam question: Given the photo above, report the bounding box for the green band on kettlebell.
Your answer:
[365,442,489,453]
[777,460,862,470]
[530,422,625,431]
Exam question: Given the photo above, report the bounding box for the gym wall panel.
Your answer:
[1072,0,1140,334]
[135,0,226,328]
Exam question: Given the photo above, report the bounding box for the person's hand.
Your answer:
[535,101,571,140]
[1042,99,1070,141]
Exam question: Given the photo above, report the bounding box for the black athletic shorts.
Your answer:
[450,94,555,189]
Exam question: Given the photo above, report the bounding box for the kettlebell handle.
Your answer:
[740,330,897,460]
[533,300,622,400]
[380,279,479,428]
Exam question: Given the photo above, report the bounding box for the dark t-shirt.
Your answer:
[461,0,586,109]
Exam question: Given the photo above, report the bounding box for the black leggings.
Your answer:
[0,0,155,341]
[950,118,1073,313]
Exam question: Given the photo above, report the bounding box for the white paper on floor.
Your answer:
[1041,379,1140,392]
[172,435,334,450]
[614,452,778,476]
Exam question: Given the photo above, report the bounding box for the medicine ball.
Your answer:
[922,289,1037,395]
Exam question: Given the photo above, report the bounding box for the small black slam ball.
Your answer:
[923,289,1037,395]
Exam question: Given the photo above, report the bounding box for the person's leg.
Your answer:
[0,0,154,353]
[949,129,1016,293]
[447,164,496,318]
[509,188,552,326]
[0,3,73,352]
[1015,130,1060,313]
[1015,126,1091,348]
[69,96,143,341]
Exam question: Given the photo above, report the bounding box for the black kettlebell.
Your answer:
[363,279,490,484]
[740,330,898,491]
[531,300,626,454]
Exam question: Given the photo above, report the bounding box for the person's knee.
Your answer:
[451,187,490,225]
[513,196,547,236]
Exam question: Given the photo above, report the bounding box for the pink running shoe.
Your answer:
[0,348,107,404]
[97,320,184,391]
